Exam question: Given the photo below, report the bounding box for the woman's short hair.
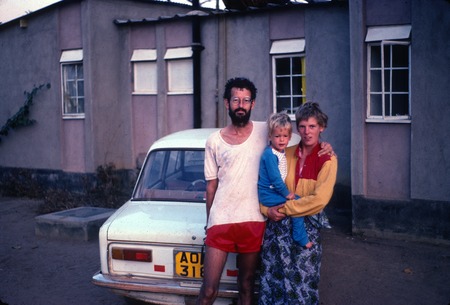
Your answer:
[295,102,328,128]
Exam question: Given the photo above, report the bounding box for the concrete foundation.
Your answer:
[35,207,115,241]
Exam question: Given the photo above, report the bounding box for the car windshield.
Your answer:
[133,149,206,202]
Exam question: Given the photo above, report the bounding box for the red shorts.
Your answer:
[205,221,266,253]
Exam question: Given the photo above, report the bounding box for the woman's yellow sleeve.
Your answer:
[280,156,337,217]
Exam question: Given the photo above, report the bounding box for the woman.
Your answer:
[259,102,338,305]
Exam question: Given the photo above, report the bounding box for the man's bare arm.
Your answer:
[205,179,218,222]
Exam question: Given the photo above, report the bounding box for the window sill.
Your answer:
[167,91,193,95]
[132,92,157,96]
[365,118,411,124]
[63,114,85,120]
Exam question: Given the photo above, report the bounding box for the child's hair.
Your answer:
[267,112,293,136]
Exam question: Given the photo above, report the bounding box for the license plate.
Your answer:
[174,251,204,279]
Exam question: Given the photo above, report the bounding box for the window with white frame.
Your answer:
[366,25,411,122]
[164,47,193,94]
[271,39,306,118]
[131,49,157,94]
[60,49,84,118]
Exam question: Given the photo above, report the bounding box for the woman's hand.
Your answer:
[318,141,335,157]
[267,204,286,222]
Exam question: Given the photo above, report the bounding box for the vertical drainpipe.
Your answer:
[192,0,204,128]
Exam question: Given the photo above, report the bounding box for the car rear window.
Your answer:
[133,149,206,202]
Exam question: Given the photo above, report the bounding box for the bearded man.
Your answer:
[197,77,267,305]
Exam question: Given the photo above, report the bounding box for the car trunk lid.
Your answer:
[106,200,205,245]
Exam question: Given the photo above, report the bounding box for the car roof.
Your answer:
[149,128,220,151]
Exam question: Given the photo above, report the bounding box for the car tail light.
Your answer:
[112,248,152,262]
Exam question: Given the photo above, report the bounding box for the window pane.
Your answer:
[292,57,302,74]
[292,76,304,95]
[384,94,391,116]
[392,94,409,116]
[370,45,381,68]
[276,76,290,95]
[384,70,391,92]
[168,59,193,93]
[292,96,303,111]
[134,62,157,93]
[66,65,76,79]
[276,58,290,75]
[68,97,77,113]
[63,97,69,113]
[78,98,84,113]
[276,97,291,113]
[370,70,382,92]
[392,45,409,67]
[78,80,84,96]
[392,69,409,92]
[370,94,382,116]
[67,80,76,96]
[77,64,83,78]
[383,45,391,67]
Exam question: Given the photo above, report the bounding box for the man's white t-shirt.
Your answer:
[204,121,267,229]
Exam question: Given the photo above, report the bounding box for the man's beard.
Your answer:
[229,107,251,127]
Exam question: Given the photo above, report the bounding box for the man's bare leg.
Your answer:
[196,246,228,305]
[236,251,260,305]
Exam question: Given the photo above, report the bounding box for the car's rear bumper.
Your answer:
[92,271,239,298]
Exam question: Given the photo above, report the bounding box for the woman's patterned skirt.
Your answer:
[258,216,323,305]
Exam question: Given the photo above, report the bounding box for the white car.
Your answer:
[92,127,299,305]
[92,128,242,305]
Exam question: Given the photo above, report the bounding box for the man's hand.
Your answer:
[267,204,286,222]
[286,192,296,200]
[318,142,335,157]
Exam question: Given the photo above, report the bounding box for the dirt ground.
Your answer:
[0,197,449,305]
[0,197,127,305]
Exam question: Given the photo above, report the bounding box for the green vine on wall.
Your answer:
[0,83,51,143]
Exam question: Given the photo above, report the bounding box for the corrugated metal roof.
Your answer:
[113,1,339,25]
[114,9,212,25]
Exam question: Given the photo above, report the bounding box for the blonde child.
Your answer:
[258,113,312,248]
